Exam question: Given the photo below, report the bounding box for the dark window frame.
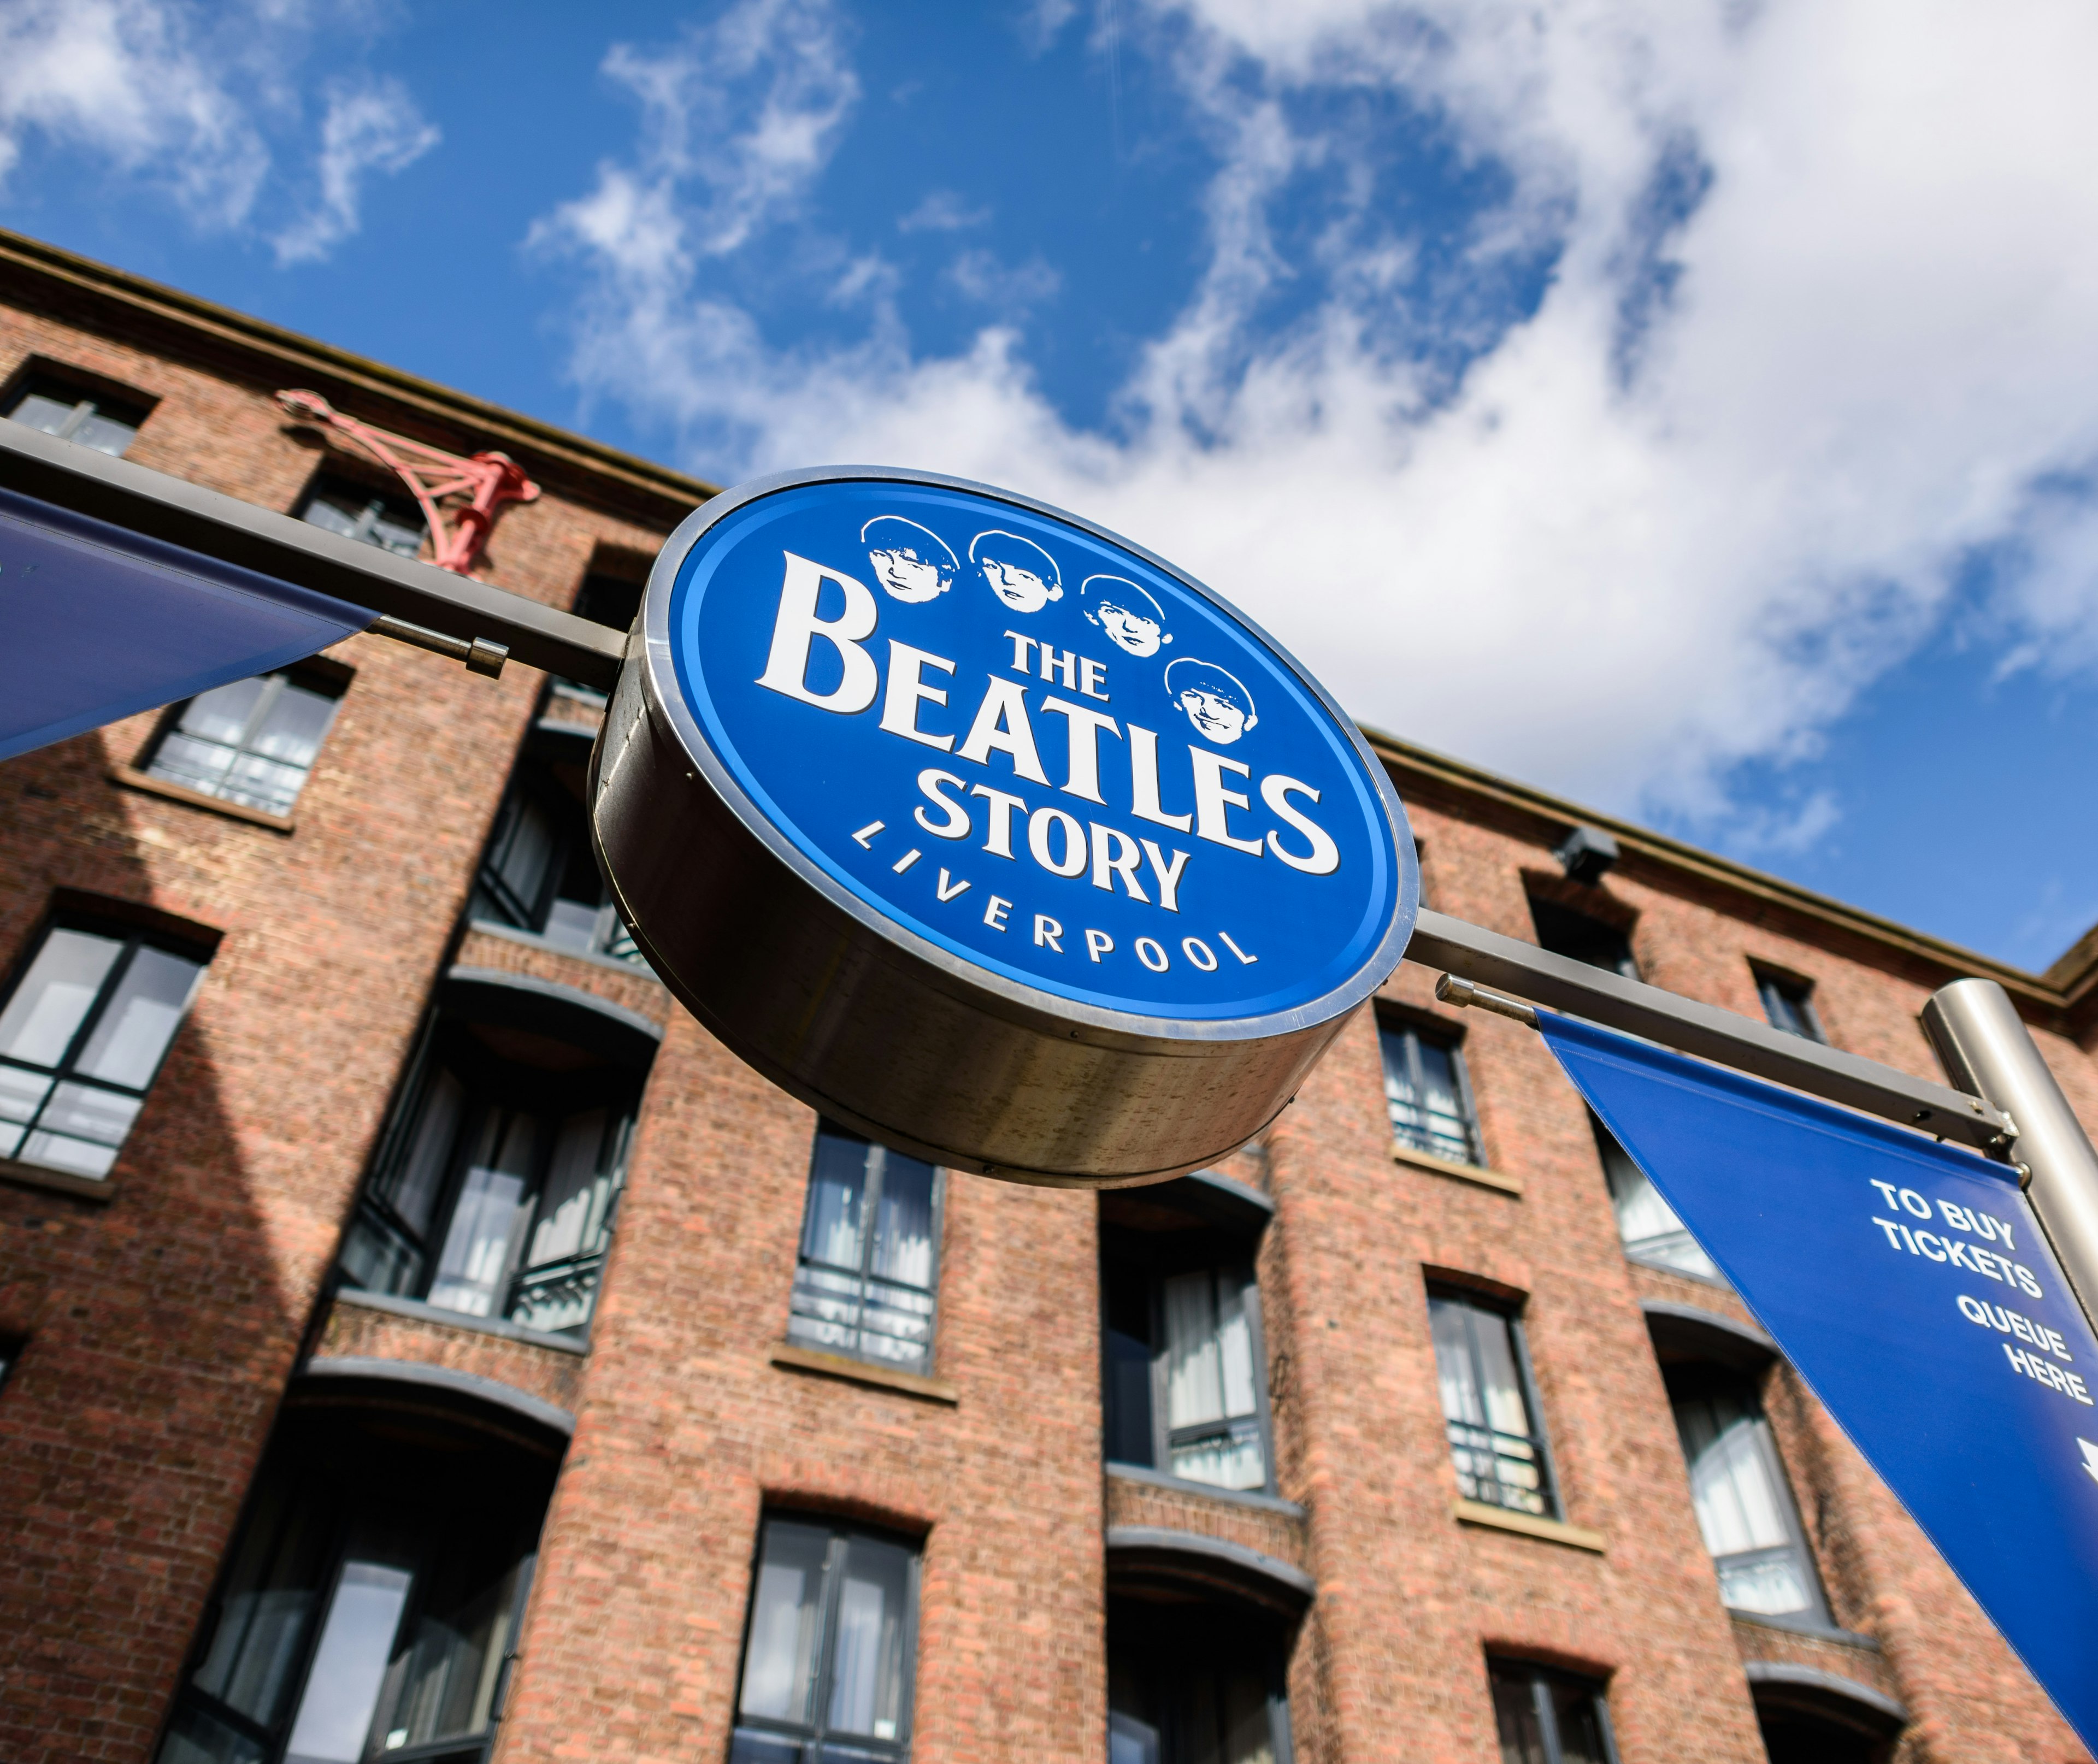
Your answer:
[1488,1657,1620,1764]
[470,738,643,966]
[4,368,152,456]
[1377,1008,1485,1165]
[787,1122,947,1375]
[296,469,428,558]
[158,1398,555,1764]
[729,1512,923,1764]
[0,910,212,1182]
[1105,1586,1298,1764]
[1753,966,1827,1043]
[1427,1284,1562,1521]
[1527,895,1641,981]
[340,1014,645,1341]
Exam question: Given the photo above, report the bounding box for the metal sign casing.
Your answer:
[591,468,1418,1185]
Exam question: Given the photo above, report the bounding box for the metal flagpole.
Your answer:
[1923,980,2098,1339]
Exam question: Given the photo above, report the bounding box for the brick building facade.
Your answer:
[0,228,2092,1764]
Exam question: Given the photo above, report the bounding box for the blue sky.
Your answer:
[6,0,2098,969]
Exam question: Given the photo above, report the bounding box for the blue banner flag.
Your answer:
[0,486,370,763]
[1540,1011,2098,1749]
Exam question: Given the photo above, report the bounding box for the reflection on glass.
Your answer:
[282,1560,412,1763]
[149,674,341,818]
[0,928,203,1176]
[740,1522,828,1725]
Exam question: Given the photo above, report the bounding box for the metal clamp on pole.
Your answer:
[1923,979,2098,1337]
[369,613,509,678]
[1435,973,1540,1028]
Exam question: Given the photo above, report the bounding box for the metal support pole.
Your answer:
[1923,978,2098,1337]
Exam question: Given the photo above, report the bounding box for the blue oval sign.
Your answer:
[653,474,1414,1027]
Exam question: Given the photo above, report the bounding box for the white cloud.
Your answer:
[947,248,1059,311]
[899,189,990,233]
[0,0,268,225]
[273,78,438,266]
[0,0,435,261]
[536,0,2098,834]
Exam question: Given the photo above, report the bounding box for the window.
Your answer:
[1429,1289,1556,1518]
[1102,1183,1273,1494]
[1489,1660,1617,1764]
[1528,898,1639,980]
[472,744,641,965]
[551,573,645,711]
[1378,1016,1481,1164]
[1594,1117,1723,1283]
[340,996,651,1337]
[788,1123,943,1374]
[1756,970,1826,1042]
[731,1514,919,1764]
[1108,1592,1294,1764]
[299,475,426,557]
[158,1390,555,1764]
[144,666,345,819]
[7,374,148,455]
[0,917,209,1180]
[1669,1365,1828,1624]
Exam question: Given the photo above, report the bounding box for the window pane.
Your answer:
[870,1152,937,1289]
[175,677,270,748]
[1168,1425,1266,1493]
[802,1130,870,1271]
[1714,1552,1814,1616]
[1163,1271,1225,1430]
[0,928,123,1067]
[20,1083,142,1175]
[1598,1131,1722,1282]
[380,1068,465,1238]
[1382,1025,1475,1162]
[282,1559,413,1764]
[427,1112,538,1317]
[75,946,204,1087]
[10,391,82,435]
[192,1479,333,1728]
[1430,1297,1487,1429]
[71,410,140,455]
[1675,1391,1815,1616]
[1492,1673,1546,1764]
[527,1108,615,1266]
[0,1065,54,1153]
[387,1553,520,1748]
[248,680,337,769]
[827,1536,911,1739]
[739,1521,830,1724]
[1547,1679,1612,1764]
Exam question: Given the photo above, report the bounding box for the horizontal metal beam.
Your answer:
[0,418,629,688]
[1405,907,2011,1153]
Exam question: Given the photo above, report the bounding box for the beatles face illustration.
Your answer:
[1081,574,1172,658]
[970,530,1063,613]
[1165,658,1258,745]
[862,516,959,604]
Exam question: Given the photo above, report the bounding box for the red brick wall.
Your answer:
[1,256,2093,1764]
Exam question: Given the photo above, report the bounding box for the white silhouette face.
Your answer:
[870,546,948,603]
[1097,601,1164,657]
[1179,687,1247,744]
[983,558,1054,613]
